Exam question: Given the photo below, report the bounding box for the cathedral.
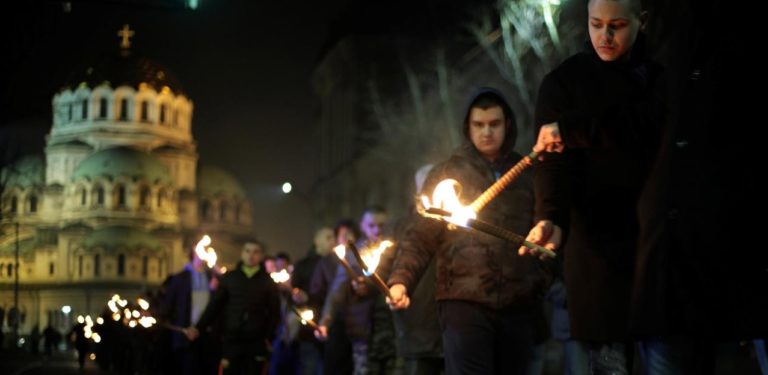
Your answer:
[0,26,255,337]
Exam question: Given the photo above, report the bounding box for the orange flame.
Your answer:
[270,269,291,283]
[333,244,346,260]
[195,235,218,268]
[360,240,394,276]
[420,179,477,227]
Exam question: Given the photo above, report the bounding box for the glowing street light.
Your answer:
[282,182,292,194]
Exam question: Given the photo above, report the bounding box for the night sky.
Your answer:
[1,0,488,257]
[2,0,342,256]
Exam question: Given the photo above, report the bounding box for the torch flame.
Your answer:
[333,244,346,259]
[137,298,150,310]
[420,179,476,227]
[270,269,291,283]
[96,317,104,325]
[138,316,156,328]
[300,309,314,321]
[360,240,394,276]
[195,235,218,268]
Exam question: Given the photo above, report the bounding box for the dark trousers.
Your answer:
[172,333,221,375]
[323,318,353,374]
[438,300,538,375]
[299,341,323,375]
[402,357,444,375]
[222,352,267,375]
[639,337,715,375]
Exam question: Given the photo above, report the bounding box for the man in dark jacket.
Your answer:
[161,246,219,375]
[187,241,281,375]
[521,0,665,372]
[629,0,768,373]
[388,88,552,375]
[388,167,444,375]
[291,226,335,374]
[318,207,397,375]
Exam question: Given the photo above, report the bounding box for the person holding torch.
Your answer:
[387,88,553,375]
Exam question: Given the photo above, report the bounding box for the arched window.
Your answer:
[28,195,38,213]
[68,103,73,122]
[141,256,148,277]
[81,99,88,120]
[94,254,101,276]
[159,104,167,124]
[119,98,129,120]
[99,97,108,119]
[78,255,83,277]
[80,188,87,206]
[140,101,149,122]
[139,187,150,207]
[116,185,127,207]
[219,202,228,221]
[200,200,210,219]
[117,254,126,276]
[0,263,4,277]
[11,196,18,213]
[49,262,55,276]
[6,264,13,277]
[94,185,105,206]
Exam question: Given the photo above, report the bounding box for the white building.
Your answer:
[0,28,255,338]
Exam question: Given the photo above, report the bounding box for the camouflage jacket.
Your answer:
[388,143,553,309]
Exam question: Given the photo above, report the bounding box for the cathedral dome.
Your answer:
[2,154,45,189]
[72,147,173,184]
[62,52,184,95]
[197,165,246,199]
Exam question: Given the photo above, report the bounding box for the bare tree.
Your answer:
[468,0,581,141]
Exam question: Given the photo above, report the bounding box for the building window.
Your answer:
[49,262,55,276]
[140,101,149,122]
[78,255,83,277]
[81,99,88,120]
[173,109,179,127]
[94,254,101,276]
[158,258,163,278]
[159,104,167,124]
[0,263,4,277]
[80,188,87,206]
[157,189,166,208]
[99,98,108,119]
[141,256,148,277]
[68,103,73,121]
[6,264,13,277]
[139,187,150,207]
[219,202,227,221]
[95,186,105,205]
[117,254,125,276]
[119,98,128,120]
[200,200,210,219]
[116,185,126,207]
[11,196,18,213]
[29,195,38,213]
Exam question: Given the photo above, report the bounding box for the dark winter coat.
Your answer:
[533,34,665,341]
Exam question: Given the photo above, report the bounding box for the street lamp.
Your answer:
[281,182,292,194]
[61,305,72,315]
[13,222,19,342]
